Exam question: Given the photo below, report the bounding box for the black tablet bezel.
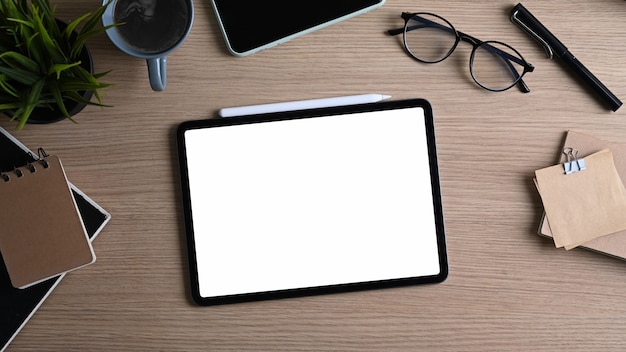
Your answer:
[176,99,448,306]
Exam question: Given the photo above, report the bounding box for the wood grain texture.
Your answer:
[3,0,626,351]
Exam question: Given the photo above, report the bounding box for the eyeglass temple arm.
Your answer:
[387,12,420,35]
[387,27,404,36]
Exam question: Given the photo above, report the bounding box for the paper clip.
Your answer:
[563,147,586,174]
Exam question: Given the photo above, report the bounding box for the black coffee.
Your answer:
[114,0,190,54]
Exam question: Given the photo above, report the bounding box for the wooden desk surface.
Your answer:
[3,0,626,351]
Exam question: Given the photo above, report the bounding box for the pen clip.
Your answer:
[511,9,553,59]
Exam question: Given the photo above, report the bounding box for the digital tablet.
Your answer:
[209,0,386,56]
[176,99,448,306]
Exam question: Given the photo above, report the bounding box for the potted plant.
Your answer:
[0,0,116,129]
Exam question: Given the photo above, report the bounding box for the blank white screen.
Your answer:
[184,107,441,298]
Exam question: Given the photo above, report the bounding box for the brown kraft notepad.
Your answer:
[539,131,626,259]
[0,154,95,289]
[535,149,626,250]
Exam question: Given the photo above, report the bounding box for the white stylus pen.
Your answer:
[218,94,391,117]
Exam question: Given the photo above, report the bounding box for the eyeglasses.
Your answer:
[387,12,535,93]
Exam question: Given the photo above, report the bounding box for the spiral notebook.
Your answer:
[0,151,96,289]
[0,126,110,352]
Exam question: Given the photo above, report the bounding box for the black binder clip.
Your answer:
[563,147,586,174]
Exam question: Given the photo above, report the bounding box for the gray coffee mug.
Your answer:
[102,0,194,91]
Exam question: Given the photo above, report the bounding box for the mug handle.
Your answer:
[147,57,167,91]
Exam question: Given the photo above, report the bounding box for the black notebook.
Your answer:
[0,127,111,352]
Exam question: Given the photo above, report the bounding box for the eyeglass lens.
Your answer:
[471,41,526,91]
[403,13,527,91]
[404,13,457,63]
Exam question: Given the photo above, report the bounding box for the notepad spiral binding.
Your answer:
[0,148,50,182]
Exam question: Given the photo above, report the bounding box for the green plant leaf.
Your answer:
[10,105,25,122]
[0,102,21,110]
[60,81,109,92]
[48,79,70,118]
[64,12,91,39]
[24,32,45,66]
[7,17,35,28]
[15,78,44,129]
[70,0,114,58]
[0,73,20,98]
[80,0,111,35]
[26,78,45,105]
[48,61,81,79]
[31,7,65,63]
[0,51,39,72]
[92,70,113,80]
[0,66,39,85]
[32,0,55,21]
[16,105,33,129]
[63,90,97,106]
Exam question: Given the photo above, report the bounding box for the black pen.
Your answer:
[510,3,622,111]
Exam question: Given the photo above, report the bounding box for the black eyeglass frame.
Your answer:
[388,12,535,93]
